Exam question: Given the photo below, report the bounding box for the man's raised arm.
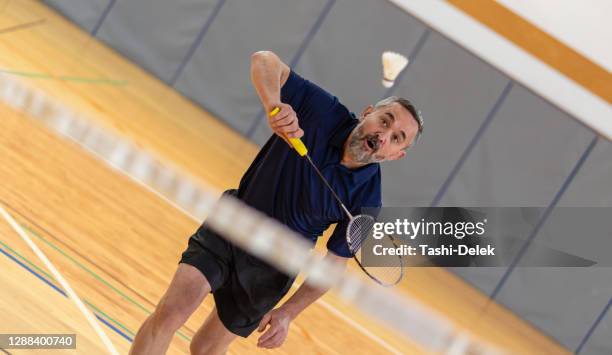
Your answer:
[250,51,303,141]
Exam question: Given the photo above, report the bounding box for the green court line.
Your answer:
[85,300,136,338]
[0,70,50,78]
[58,76,127,85]
[20,224,151,314]
[0,238,135,340]
[0,69,127,86]
[17,224,191,342]
[0,239,54,280]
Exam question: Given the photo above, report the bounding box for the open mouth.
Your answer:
[365,136,378,152]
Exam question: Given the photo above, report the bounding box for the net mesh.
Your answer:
[0,73,501,355]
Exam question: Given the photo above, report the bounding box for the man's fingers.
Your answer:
[257,326,278,344]
[286,120,300,133]
[286,128,303,139]
[257,314,271,333]
[268,332,285,348]
[271,115,296,129]
[269,107,292,123]
[275,119,299,136]
[259,331,285,348]
[268,105,302,144]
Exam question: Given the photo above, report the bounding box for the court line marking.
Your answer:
[0,203,194,342]
[0,239,136,342]
[0,18,46,35]
[8,201,402,353]
[0,70,127,85]
[0,205,119,355]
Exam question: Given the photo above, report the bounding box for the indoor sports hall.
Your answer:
[1,1,610,354]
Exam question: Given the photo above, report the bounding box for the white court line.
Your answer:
[0,205,119,355]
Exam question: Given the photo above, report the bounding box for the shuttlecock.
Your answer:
[381,51,409,88]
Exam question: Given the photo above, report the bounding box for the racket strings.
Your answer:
[349,217,404,286]
[347,215,376,253]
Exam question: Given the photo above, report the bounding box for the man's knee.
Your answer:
[151,264,211,334]
[151,300,192,334]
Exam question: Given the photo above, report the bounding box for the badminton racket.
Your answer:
[269,107,404,286]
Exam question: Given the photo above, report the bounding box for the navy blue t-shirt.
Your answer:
[237,71,382,257]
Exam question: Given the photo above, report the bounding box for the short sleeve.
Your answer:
[280,70,307,109]
[280,70,339,130]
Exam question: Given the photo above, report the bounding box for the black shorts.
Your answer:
[178,193,295,337]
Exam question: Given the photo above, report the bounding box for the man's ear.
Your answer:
[360,105,374,120]
[388,150,406,161]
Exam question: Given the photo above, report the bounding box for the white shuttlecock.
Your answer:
[381,51,409,88]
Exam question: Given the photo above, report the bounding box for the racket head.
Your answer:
[346,214,376,254]
[346,214,404,287]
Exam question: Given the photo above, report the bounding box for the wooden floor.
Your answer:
[0,1,570,354]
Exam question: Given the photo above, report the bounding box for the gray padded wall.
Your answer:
[96,0,220,83]
[43,0,109,32]
[439,85,595,207]
[40,0,612,352]
[174,0,329,134]
[496,269,612,354]
[559,139,612,207]
[579,312,611,355]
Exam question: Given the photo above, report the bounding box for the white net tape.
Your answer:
[0,73,502,355]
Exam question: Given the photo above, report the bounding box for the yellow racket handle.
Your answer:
[269,107,308,157]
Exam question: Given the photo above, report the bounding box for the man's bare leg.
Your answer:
[130,264,211,355]
[189,307,237,355]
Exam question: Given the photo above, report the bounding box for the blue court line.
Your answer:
[0,244,133,343]
[575,296,612,354]
[382,28,430,98]
[169,0,226,86]
[245,0,337,138]
[430,80,513,207]
[96,314,133,342]
[0,247,66,297]
[489,135,599,300]
[91,0,117,36]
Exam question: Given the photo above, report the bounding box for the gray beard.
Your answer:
[345,123,384,165]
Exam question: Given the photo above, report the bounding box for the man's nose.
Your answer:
[379,132,391,147]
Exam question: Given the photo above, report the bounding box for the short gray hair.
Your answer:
[374,96,423,146]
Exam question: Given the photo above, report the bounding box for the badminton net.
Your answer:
[0,73,501,355]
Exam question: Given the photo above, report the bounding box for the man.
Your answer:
[130,50,423,355]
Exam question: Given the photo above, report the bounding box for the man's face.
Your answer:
[345,102,419,165]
